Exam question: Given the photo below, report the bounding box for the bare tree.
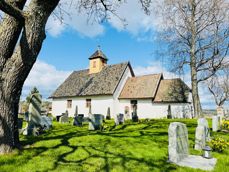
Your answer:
[207,68,229,107]
[0,0,151,154]
[155,0,229,117]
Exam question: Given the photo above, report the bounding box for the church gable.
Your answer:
[119,74,163,99]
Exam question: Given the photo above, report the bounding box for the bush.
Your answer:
[209,137,229,152]
[222,120,229,130]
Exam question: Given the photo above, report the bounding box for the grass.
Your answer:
[0,119,228,172]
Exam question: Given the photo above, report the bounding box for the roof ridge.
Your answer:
[134,73,162,78]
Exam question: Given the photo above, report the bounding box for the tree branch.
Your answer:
[0,0,25,22]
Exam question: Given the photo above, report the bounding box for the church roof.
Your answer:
[119,75,190,103]
[119,74,163,99]
[50,62,133,98]
[89,49,108,61]
[154,78,190,103]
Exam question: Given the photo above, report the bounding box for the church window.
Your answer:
[86,99,91,108]
[67,100,72,108]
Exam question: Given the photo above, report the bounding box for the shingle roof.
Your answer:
[119,74,163,99]
[89,50,108,61]
[50,62,131,98]
[154,79,191,103]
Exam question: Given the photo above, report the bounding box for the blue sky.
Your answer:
[21,0,228,110]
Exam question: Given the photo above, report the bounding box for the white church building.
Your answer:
[50,49,193,119]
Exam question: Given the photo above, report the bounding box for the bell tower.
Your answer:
[89,46,108,74]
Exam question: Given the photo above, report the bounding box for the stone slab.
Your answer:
[176,155,217,171]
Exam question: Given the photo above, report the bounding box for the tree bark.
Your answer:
[190,0,202,117]
[0,0,60,154]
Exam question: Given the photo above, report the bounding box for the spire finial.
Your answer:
[97,45,101,51]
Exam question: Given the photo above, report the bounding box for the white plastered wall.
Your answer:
[119,99,193,119]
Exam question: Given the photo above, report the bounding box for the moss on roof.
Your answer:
[154,79,191,103]
[50,62,130,98]
[119,74,162,99]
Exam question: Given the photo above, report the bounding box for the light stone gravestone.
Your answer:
[168,122,217,171]
[194,126,206,150]
[197,118,210,141]
[89,114,103,130]
[212,116,220,132]
[59,110,69,123]
[168,122,189,163]
[115,113,124,125]
[124,106,130,120]
[217,106,224,116]
[40,116,52,129]
[23,90,42,136]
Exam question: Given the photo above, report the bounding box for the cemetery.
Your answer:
[1,116,229,172]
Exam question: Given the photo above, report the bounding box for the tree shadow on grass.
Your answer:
[5,120,193,171]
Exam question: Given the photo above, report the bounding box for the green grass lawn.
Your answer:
[0,119,228,172]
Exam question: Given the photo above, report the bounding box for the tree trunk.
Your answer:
[0,0,59,154]
[189,0,202,118]
[190,65,202,117]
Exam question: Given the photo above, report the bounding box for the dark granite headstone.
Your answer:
[73,115,83,126]
[89,114,103,130]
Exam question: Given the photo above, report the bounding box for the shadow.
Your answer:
[0,119,195,171]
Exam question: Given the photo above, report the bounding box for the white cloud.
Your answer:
[45,0,163,38]
[134,61,178,79]
[22,60,71,100]
[46,0,105,37]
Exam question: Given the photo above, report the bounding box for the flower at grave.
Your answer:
[209,137,229,152]
[222,120,229,130]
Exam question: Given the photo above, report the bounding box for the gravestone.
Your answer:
[212,115,220,132]
[124,106,130,120]
[132,105,138,122]
[89,114,103,130]
[168,122,217,171]
[197,118,210,141]
[194,126,206,150]
[40,116,52,129]
[73,115,83,127]
[23,89,42,136]
[168,122,189,163]
[74,105,78,117]
[59,110,69,123]
[106,107,111,120]
[167,105,172,119]
[115,113,124,125]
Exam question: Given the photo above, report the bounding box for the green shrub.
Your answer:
[209,137,229,152]
[222,120,229,130]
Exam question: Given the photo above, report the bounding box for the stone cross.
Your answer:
[212,115,220,132]
[168,122,189,163]
[89,114,103,130]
